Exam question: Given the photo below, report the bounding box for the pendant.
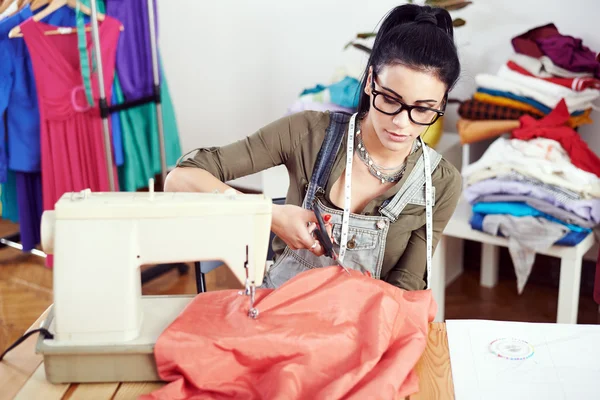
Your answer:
[381,178,385,184]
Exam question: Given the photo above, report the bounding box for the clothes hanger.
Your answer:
[30,0,49,12]
[0,0,17,16]
[8,0,123,38]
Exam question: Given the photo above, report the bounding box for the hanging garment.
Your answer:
[20,16,121,211]
[3,6,77,174]
[0,5,76,249]
[105,0,158,100]
[112,72,181,191]
[105,0,182,181]
[141,267,436,400]
[76,0,124,167]
[0,37,11,185]
[512,99,600,179]
[1,170,19,223]
[15,172,42,251]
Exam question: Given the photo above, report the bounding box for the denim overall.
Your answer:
[263,112,442,289]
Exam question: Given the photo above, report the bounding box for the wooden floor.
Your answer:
[1,222,599,355]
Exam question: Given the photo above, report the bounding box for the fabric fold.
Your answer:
[141,267,436,400]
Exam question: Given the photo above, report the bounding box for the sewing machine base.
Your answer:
[35,295,195,384]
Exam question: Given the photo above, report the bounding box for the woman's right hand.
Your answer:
[271,204,332,256]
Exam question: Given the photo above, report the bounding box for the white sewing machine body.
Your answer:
[36,187,272,383]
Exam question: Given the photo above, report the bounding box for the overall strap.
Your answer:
[379,139,442,222]
[302,112,351,209]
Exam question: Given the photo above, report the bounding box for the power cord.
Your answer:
[0,328,53,362]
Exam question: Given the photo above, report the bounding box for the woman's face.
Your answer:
[364,64,447,153]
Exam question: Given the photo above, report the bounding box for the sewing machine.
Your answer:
[35,184,272,384]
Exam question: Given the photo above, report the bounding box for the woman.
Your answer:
[165,3,462,291]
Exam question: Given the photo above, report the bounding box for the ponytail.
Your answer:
[356,4,460,116]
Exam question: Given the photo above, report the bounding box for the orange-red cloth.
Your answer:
[140,267,436,400]
[512,99,600,178]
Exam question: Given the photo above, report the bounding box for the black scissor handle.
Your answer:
[312,206,334,258]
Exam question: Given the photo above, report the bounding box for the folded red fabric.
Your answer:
[512,99,600,178]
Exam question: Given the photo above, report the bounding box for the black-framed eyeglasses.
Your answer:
[371,73,446,126]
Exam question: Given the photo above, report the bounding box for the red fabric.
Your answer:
[511,99,600,178]
[507,61,600,91]
[141,267,436,400]
[511,23,560,58]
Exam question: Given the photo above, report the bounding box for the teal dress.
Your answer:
[78,0,181,191]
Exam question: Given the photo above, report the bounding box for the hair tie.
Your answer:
[414,13,438,26]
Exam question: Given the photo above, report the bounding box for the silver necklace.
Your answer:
[355,128,408,184]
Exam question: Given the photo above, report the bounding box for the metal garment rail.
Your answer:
[0,0,172,266]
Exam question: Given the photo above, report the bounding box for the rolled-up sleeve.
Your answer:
[178,111,326,182]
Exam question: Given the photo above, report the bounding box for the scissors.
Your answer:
[312,206,350,274]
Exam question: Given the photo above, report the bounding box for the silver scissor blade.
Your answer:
[331,251,350,274]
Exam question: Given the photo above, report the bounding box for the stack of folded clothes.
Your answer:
[461,99,600,293]
[458,23,600,145]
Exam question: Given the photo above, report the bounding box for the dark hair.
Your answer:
[356,4,461,116]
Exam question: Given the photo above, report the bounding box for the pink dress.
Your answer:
[20,16,121,212]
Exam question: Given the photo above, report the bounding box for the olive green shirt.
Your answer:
[179,111,462,290]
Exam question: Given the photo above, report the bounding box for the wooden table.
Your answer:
[1,307,455,399]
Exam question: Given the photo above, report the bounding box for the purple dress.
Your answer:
[106,0,159,100]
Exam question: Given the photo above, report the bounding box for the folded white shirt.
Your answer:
[462,137,600,198]
[497,64,600,104]
[510,53,594,79]
[476,72,597,113]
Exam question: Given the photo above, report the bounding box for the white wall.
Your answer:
[157,0,599,181]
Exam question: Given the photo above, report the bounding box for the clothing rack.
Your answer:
[90,0,188,283]
[1,1,187,281]
[90,0,167,189]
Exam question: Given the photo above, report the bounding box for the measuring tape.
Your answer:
[338,114,356,262]
[422,137,433,290]
[338,114,433,288]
